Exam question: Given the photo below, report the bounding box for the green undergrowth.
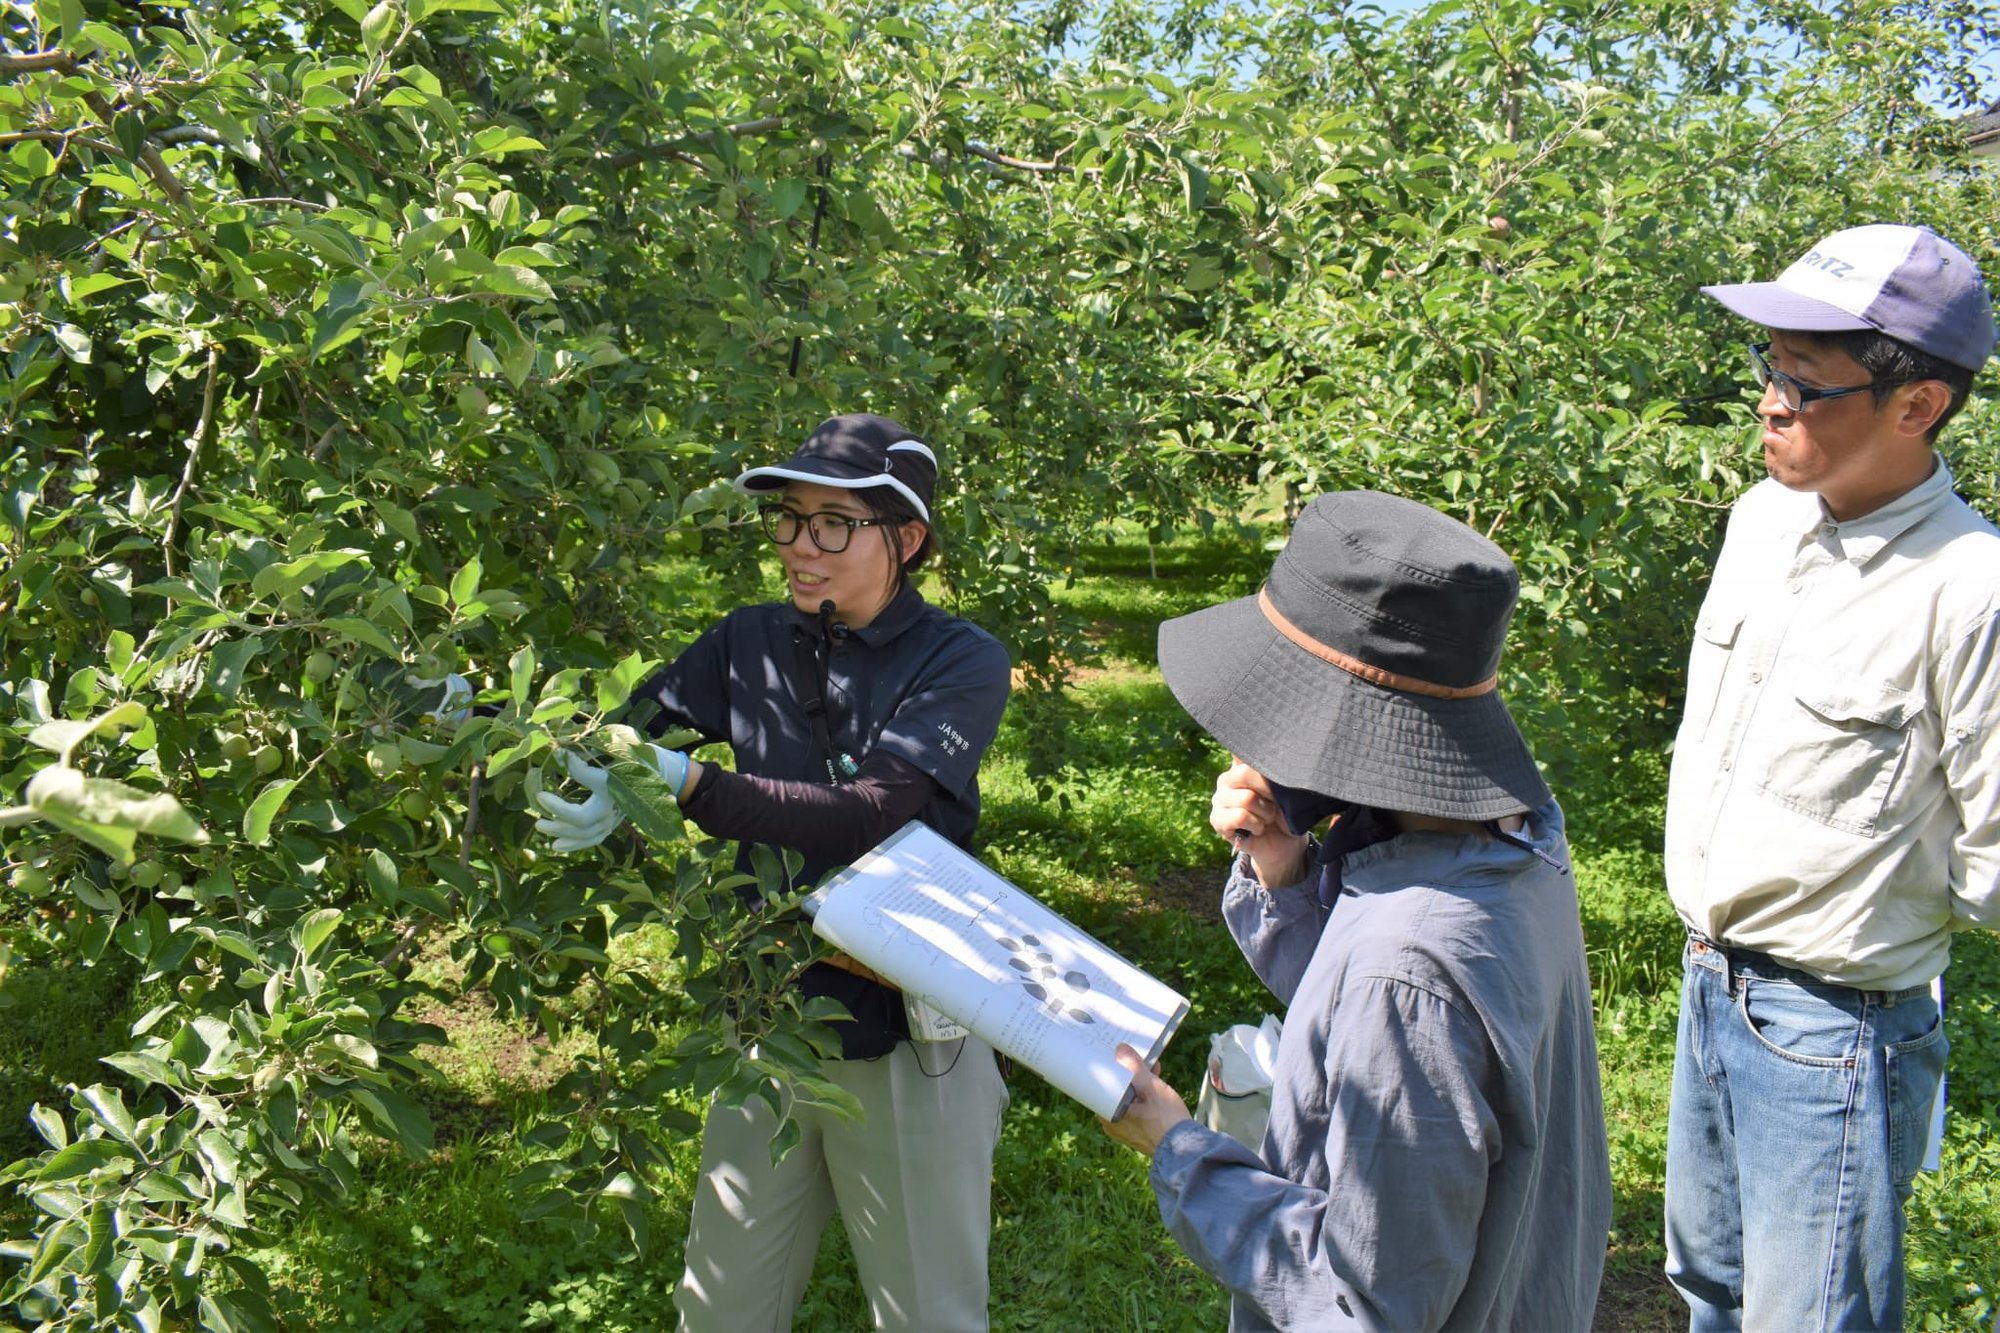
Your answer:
[0,955,142,1170]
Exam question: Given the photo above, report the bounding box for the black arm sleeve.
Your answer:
[678,749,939,867]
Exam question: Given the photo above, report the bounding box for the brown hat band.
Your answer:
[1258,588,1498,701]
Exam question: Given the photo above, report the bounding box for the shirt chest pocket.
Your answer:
[1680,603,1743,745]
[1754,672,1923,837]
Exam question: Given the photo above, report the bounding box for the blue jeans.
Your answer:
[1665,936,1947,1331]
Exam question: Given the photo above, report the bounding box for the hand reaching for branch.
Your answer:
[532,745,694,851]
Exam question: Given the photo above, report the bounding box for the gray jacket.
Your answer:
[1150,802,1611,1331]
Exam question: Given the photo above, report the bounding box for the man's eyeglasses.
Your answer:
[1748,342,1885,414]
[758,504,889,553]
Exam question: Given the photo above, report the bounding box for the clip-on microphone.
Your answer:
[818,599,851,640]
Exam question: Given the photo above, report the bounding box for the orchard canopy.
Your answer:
[0,0,1995,1327]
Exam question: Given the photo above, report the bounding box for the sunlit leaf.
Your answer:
[242,779,300,846]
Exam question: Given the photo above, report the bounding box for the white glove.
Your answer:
[407,671,474,724]
[532,746,689,852]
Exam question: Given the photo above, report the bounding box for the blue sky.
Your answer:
[1353,0,1999,112]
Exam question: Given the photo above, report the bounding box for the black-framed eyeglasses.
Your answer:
[758,504,889,553]
[1747,341,1883,414]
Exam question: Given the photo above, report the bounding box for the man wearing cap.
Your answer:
[534,414,1014,1330]
[1101,490,1612,1331]
[1666,225,2000,1328]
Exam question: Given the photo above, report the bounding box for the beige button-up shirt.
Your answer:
[1665,461,2000,991]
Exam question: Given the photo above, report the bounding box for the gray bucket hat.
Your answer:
[1158,490,1550,821]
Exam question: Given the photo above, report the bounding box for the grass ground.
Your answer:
[9,522,1999,1329]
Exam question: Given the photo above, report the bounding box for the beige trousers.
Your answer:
[674,1037,1009,1332]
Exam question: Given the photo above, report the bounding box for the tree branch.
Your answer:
[5,48,200,213]
[0,50,76,75]
[0,129,115,154]
[965,140,1075,174]
[606,113,1099,183]
[601,116,786,170]
[233,195,330,211]
[162,345,220,578]
[155,125,225,147]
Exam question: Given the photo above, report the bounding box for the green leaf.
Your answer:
[206,637,262,700]
[27,700,147,758]
[242,779,300,845]
[26,721,95,756]
[1180,256,1224,293]
[766,1114,802,1167]
[396,881,453,918]
[71,876,123,912]
[106,630,135,678]
[450,556,481,608]
[135,1171,200,1204]
[1180,158,1209,213]
[28,1103,69,1150]
[478,266,555,301]
[200,1283,280,1333]
[20,1216,76,1291]
[52,323,92,363]
[616,1195,649,1251]
[78,1083,138,1147]
[399,735,447,765]
[292,907,343,962]
[38,1138,131,1183]
[322,616,399,656]
[28,766,208,851]
[249,550,367,600]
[197,1128,241,1186]
[599,730,684,844]
[310,295,370,361]
[470,128,545,158]
[595,651,662,713]
[132,577,218,607]
[373,500,421,548]
[99,1051,180,1087]
[346,1084,434,1159]
[769,178,810,220]
[328,1033,380,1070]
[79,1200,113,1275]
[509,643,536,705]
[363,848,400,905]
[424,486,499,513]
[361,0,398,56]
[65,273,134,300]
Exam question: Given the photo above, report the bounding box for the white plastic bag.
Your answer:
[1194,1014,1282,1149]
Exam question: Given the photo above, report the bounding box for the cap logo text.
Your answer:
[1798,250,1855,279]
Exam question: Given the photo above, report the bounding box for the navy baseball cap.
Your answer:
[733,414,937,523]
[1702,224,1996,372]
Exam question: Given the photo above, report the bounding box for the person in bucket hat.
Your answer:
[1102,490,1611,1332]
[534,414,1014,1331]
[1665,225,2000,1330]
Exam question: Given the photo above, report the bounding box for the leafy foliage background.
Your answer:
[1,0,1995,1325]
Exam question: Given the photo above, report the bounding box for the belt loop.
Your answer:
[1689,929,1738,997]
